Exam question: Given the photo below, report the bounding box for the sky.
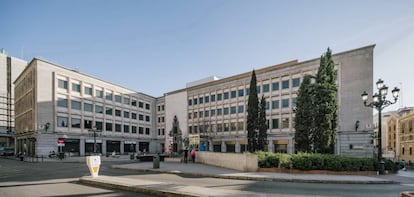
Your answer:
[1,0,413,111]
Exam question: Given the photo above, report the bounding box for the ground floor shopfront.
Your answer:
[15,132,161,157]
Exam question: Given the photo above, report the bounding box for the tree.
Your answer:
[294,48,338,154]
[247,70,259,152]
[294,75,315,153]
[257,95,268,151]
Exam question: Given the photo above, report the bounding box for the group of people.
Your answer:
[183,148,196,163]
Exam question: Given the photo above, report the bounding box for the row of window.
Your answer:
[58,79,151,110]
[57,98,151,122]
[57,116,151,135]
[188,78,300,106]
[188,98,296,119]
[188,118,290,133]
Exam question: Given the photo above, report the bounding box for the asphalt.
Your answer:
[14,155,414,196]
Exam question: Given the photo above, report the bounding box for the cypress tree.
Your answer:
[258,95,268,151]
[247,70,259,152]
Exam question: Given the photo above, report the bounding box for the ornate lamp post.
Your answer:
[361,79,400,174]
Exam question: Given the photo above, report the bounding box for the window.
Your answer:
[199,97,203,104]
[257,86,261,93]
[115,95,122,103]
[224,92,229,100]
[105,107,113,115]
[272,119,279,129]
[84,87,92,95]
[231,91,237,98]
[282,80,289,89]
[71,100,81,110]
[204,110,209,117]
[145,103,150,110]
[193,98,198,105]
[84,119,93,129]
[124,97,130,105]
[188,99,192,106]
[205,96,209,103]
[272,82,279,91]
[292,97,297,108]
[217,108,222,115]
[145,115,150,122]
[217,93,222,101]
[96,121,103,131]
[246,88,250,95]
[282,118,289,128]
[139,127,144,134]
[266,101,270,110]
[132,126,137,133]
[211,94,216,102]
[223,107,229,115]
[238,105,244,113]
[58,79,68,89]
[96,90,103,98]
[210,109,216,116]
[292,78,300,87]
[57,116,68,127]
[106,92,113,101]
[106,122,113,131]
[95,105,103,114]
[272,100,279,109]
[132,99,137,106]
[72,83,81,92]
[263,84,270,92]
[238,89,244,97]
[230,106,237,114]
[84,103,93,112]
[132,113,137,119]
[145,128,150,135]
[57,98,68,107]
[115,124,121,132]
[139,102,144,108]
[115,109,121,117]
[124,125,129,133]
[282,99,289,108]
[71,118,81,128]
[139,114,144,120]
[124,111,129,118]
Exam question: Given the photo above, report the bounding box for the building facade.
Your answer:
[0,50,27,147]
[399,110,414,162]
[162,45,375,157]
[14,58,163,157]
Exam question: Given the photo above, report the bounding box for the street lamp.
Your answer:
[88,126,100,154]
[361,78,400,174]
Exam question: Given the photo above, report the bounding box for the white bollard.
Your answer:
[86,156,101,177]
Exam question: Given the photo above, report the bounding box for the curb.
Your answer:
[111,166,395,184]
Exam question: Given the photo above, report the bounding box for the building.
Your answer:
[14,58,163,157]
[398,109,414,162]
[0,50,27,147]
[162,45,375,157]
[14,45,375,158]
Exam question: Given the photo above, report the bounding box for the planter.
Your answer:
[257,168,378,175]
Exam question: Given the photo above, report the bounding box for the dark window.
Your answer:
[96,90,103,98]
[84,119,93,129]
[272,119,279,129]
[95,121,103,131]
[217,93,222,101]
[188,99,192,106]
[145,115,150,122]
[238,105,244,113]
[124,125,129,133]
[145,128,150,135]
[84,87,92,95]
[57,98,68,107]
[58,79,68,89]
[57,116,68,127]
[132,113,137,119]
[282,80,289,89]
[139,102,144,108]
[115,124,121,132]
[272,82,279,91]
[211,95,216,102]
[106,92,113,101]
[263,84,270,92]
[71,100,81,110]
[230,106,237,114]
[115,109,121,117]
[238,89,244,97]
[223,92,229,100]
[115,95,122,103]
[72,83,80,92]
[272,100,279,109]
[105,107,113,115]
[205,96,209,103]
[106,122,113,131]
[71,118,81,128]
[145,103,150,110]
[231,91,237,98]
[95,105,103,114]
[132,126,137,133]
[292,78,300,87]
[124,111,129,118]
[282,99,289,108]
[84,103,93,112]
[132,99,137,106]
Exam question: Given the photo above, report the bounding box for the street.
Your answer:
[1,157,414,197]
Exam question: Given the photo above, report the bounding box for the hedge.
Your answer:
[257,152,397,172]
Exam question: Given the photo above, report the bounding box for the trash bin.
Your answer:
[153,155,160,169]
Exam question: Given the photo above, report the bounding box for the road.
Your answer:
[0,158,158,197]
[1,157,414,197]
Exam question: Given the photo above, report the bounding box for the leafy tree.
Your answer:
[258,95,268,151]
[294,48,338,154]
[247,70,259,152]
[294,75,315,153]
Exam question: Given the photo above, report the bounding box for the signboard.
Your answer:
[189,134,200,145]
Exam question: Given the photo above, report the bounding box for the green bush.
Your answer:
[257,152,379,171]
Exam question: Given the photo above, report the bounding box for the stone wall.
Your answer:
[197,152,258,172]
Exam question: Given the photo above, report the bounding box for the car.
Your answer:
[0,147,15,156]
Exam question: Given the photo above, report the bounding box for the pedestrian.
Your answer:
[190,149,196,163]
[183,147,189,163]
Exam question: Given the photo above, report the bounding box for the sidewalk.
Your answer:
[79,160,408,197]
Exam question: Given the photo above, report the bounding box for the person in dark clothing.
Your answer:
[183,148,189,163]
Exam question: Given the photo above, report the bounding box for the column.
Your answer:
[287,138,294,154]
[80,138,85,156]
[267,139,274,153]
[235,141,241,153]
[208,140,213,152]
[102,139,107,155]
[120,140,124,154]
[221,141,226,152]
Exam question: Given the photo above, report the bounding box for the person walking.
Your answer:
[190,149,196,163]
[183,147,189,163]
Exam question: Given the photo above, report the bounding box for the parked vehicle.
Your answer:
[0,147,15,156]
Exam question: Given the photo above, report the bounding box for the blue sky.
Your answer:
[1,0,413,111]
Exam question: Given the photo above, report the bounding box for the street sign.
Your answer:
[57,138,65,147]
